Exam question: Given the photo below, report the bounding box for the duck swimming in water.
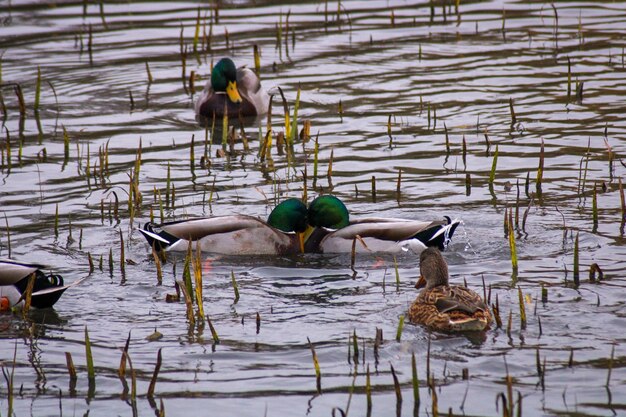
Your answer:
[194,57,270,119]
[408,248,492,332]
[139,198,308,255]
[304,195,460,254]
[0,259,82,310]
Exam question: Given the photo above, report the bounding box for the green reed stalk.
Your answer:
[396,314,405,341]
[537,138,544,187]
[390,364,403,404]
[592,183,598,229]
[152,247,162,285]
[108,248,113,276]
[366,364,372,411]
[327,147,334,179]
[411,352,420,407]
[65,352,77,385]
[21,273,35,317]
[387,114,393,147]
[253,45,261,76]
[145,62,153,84]
[567,57,572,100]
[183,245,194,303]
[518,286,526,329]
[489,144,499,183]
[307,337,322,394]
[165,162,171,206]
[88,24,93,65]
[14,84,26,115]
[606,344,615,386]
[3,343,17,416]
[338,99,343,122]
[313,134,319,183]
[493,294,502,328]
[62,125,70,161]
[573,232,580,286]
[193,243,204,320]
[352,330,359,364]
[509,211,518,272]
[34,66,41,111]
[509,98,516,125]
[207,315,219,342]
[119,229,125,277]
[290,86,300,145]
[85,326,95,381]
[231,270,240,303]
[190,134,195,175]
[619,178,626,223]
[371,175,376,202]
[178,279,195,325]
[147,348,162,398]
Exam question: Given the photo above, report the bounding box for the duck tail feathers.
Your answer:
[14,272,67,309]
[418,217,461,250]
[139,223,174,251]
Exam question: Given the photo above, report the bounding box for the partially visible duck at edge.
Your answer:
[0,260,83,311]
[139,198,308,255]
[304,195,460,254]
[408,248,492,332]
[194,57,270,119]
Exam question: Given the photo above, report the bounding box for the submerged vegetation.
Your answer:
[0,0,624,416]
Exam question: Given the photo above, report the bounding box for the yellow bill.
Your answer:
[226,80,242,103]
[297,231,305,254]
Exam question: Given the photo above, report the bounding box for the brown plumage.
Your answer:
[408,248,492,332]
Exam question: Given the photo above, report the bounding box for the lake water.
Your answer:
[1,0,625,416]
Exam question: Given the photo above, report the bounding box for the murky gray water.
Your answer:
[1,0,625,416]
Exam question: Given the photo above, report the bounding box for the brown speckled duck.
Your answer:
[194,58,270,119]
[408,248,492,332]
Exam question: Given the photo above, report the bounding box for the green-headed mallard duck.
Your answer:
[194,57,270,119]
[139,198,308,255]
[408,248,492,332]
[304,195,460,254]
[0,259,82,310]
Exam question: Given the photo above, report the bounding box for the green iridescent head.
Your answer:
[307,195,350,229]
[211,58,242,103]
[267,198,308,233]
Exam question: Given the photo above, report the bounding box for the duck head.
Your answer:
[267,198,308,252]
[415,247,449,289]
[307,195,350,229]
[212,58,242,103]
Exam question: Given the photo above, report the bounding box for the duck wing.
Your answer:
[0,259,45,286]
[140,215,298,255]
[332,220,442,241]
[434,286,490,315]
[237,67,269,115]
[141,215,270,249]
[237,67,262,94]
[411,285,491,331]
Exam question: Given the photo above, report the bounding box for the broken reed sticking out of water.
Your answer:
[308,337,322,394]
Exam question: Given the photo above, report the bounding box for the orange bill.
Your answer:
[415,275,427,289]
